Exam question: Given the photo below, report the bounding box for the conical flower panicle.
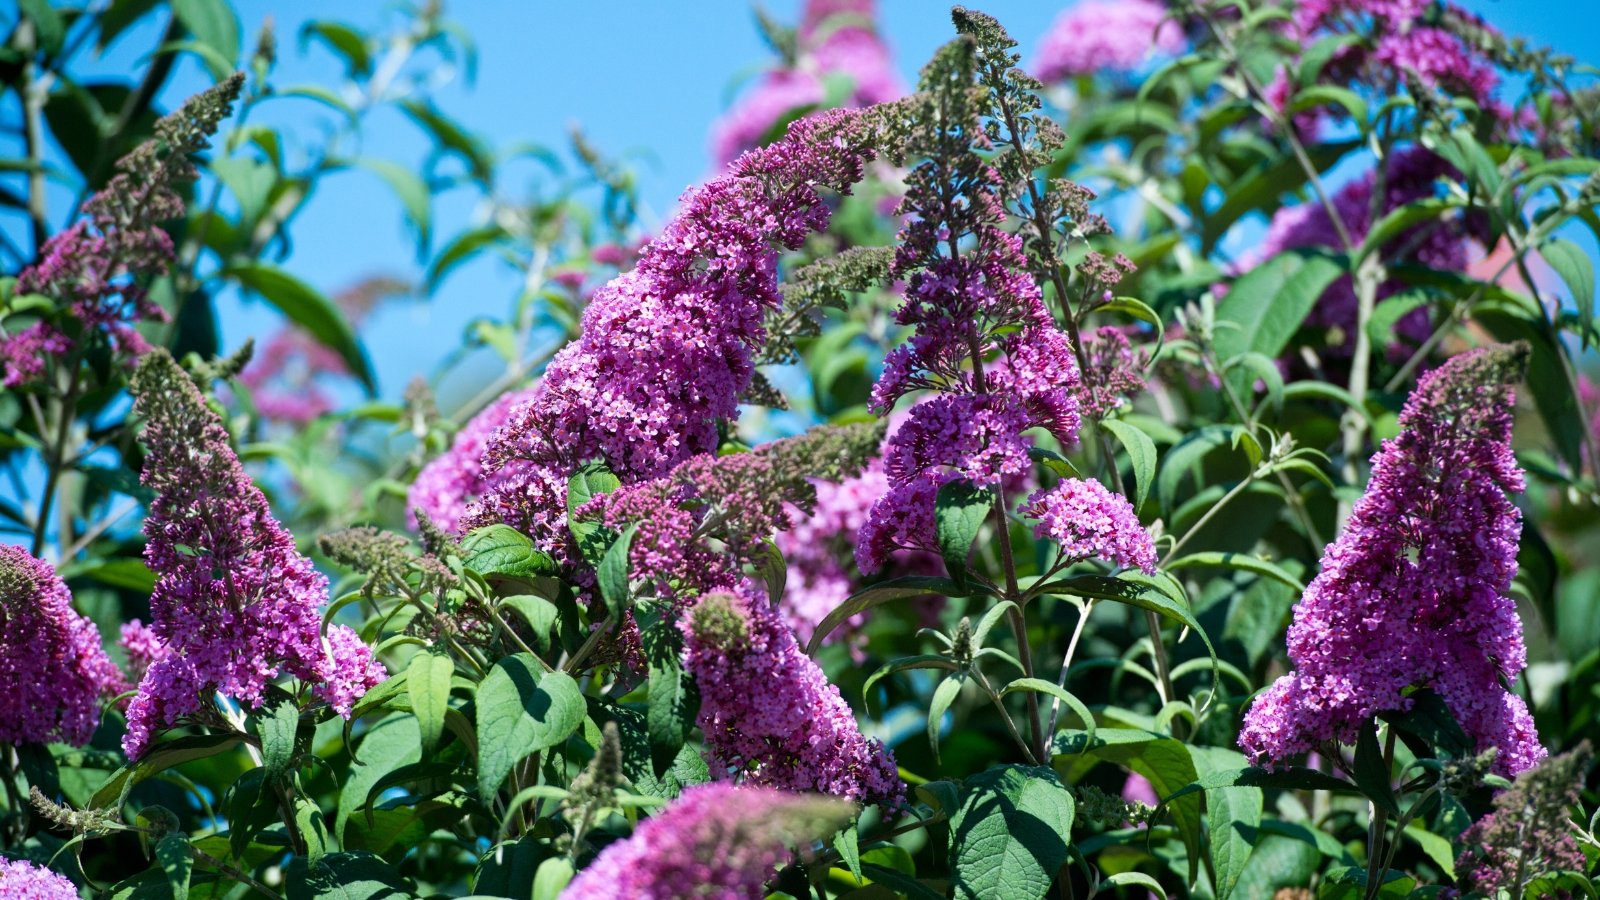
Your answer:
[0,546,123,747]
[1239,343,1542,775]
[124,350,385,758]
[684,589,903,806]
[465,110,879,559]
[559,782,851,900]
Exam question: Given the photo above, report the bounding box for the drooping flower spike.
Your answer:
[1239,343,1543,776]
[0,545,123,747]
[467,109,879,561]
[684,589,904,807]
[123,350,386,759]
[559,783,851,900]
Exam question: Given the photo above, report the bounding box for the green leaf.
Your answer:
[407,652,454,756]
[807,575,967,654]
[1051,728,1203,883]
[92,734,245,810]
[1215,249,1346,364]
[171,0,240,68]
[227,263,376,394]
[567,461,621,567]
[1165,551,1306,592]
[935,480,992,588]
[1100,418,1157,510]
[530,857,575,900]
[1189,747,1260,900]
[1542,236,1595,316]
[337,714,421,840]
[299,21,372,77]
[949,765,1074,900]
[999,677,1094,746]
[927,674,965,764]
[358,158,432,258]
[597,523,636,617]
[155,833,193,900]
[1379,689,1471,758]
[499,595,561,653]
[19,0,66,55]
[1288,84,1368,126]
[639,608,694,777]
[1034,574,1218,690]
[834,826,863,882]
[1360,199,1460,266]
[863,655,959,714]
[460,524,559,578]
[1319,865,1415,900]
[475,656,585,796]
[1101,873,1169,898]
[286,851,413,900]
[1228,833,1320,899]
[1352,722,1398,815]
[254,693,301,780]
[427,225,510,293]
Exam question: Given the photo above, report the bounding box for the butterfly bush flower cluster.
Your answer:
[1283,0,1499,109]
[1076,326,1146,419]
[407,386,538,533]
[0,858,80,899]
[577,422,884,606]
[1455,742,1592,896]
[711,0,902,165]
[118,620,165,688]
[0,75,243,388]
[1239,344,1543,776]
[1021,478,1157,573]
[467,110,877,559]
[683,589,904,806]
[123,350,386,759]
[1032,0,1185,82]
[858,37,1083,575]
[1238,146,1483,354]
[559,783,850,900]
[0,545,122,747]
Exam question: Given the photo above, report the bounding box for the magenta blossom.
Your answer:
[711,0,901,165]
[1021,478,1157,574]
[407,387,538,533]
[560,783,849,900]
[684,588,903,806]
[0,546,122,747]
[1033,0,1185,81]
[124,350,386,758]
[1239,344,1542,776]
[0,858,80,899]
[467,110,877,560]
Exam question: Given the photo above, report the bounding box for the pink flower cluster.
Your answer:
[1242,146,1481,353]
[118,619,165,687]
[560,783,847,900]
[1076,326,1146,419]
[711,0,901,165]
[467,110,876,559]
[1239,344,1543,776]
[775,462,891,643]
[407,387,538,533]
[0,858,80,899]
[1288,0,1499,107]
[1020,478,1157,573]
[859,166,1082,572]
[123,351,386,759]
[0,545,122,747]
[1032,0,1185,81]
[684,589,903,806]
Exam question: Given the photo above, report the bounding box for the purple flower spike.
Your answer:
[1239,343,1543,776]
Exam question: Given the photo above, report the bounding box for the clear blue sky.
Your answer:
[41,1,1600,407]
